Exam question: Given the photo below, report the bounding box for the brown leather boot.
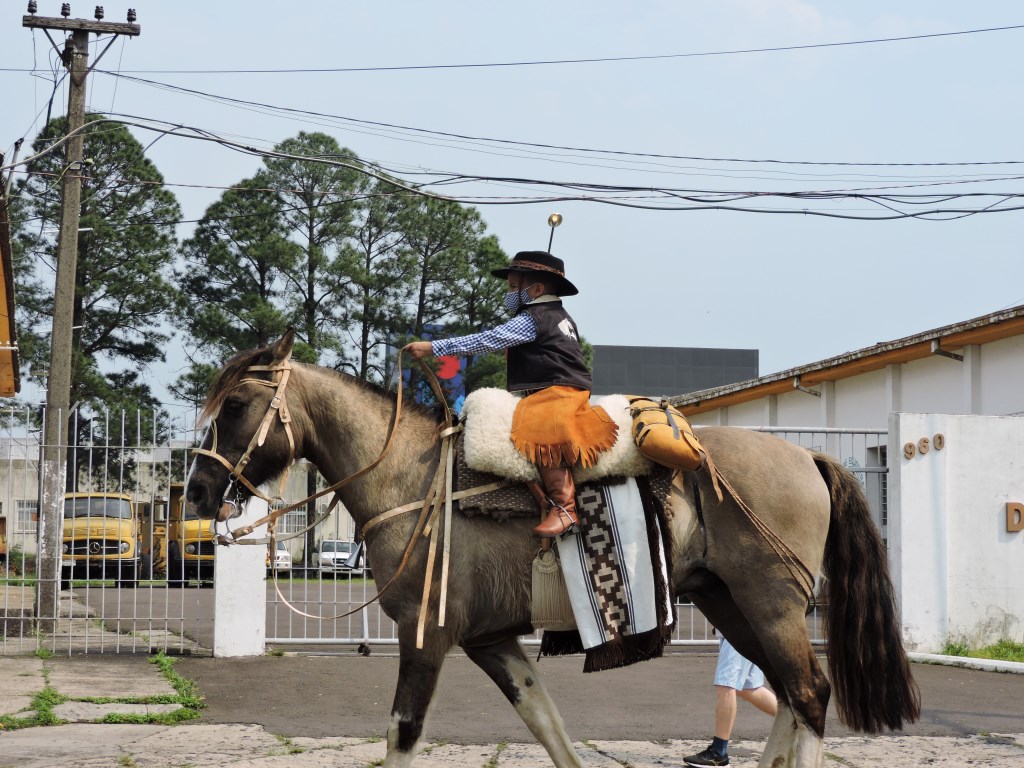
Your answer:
[532,465,578,538]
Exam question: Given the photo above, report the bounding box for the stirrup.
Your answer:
[532,504,578,539]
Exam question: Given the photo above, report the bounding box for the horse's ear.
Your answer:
[267,328,295,365]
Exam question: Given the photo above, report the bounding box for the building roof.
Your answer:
[670,304,1024,415]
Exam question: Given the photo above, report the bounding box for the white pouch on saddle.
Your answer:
[460,388,653,483]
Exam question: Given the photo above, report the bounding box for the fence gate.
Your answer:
[1,407,209,656]
[0,409,888,655]
[265,426,890,651]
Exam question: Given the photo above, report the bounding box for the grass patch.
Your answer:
[30,686,67,726]
[101,709,201,725]
[942,638,1024,662]
[271,734,307,755]
[149,652,205,710]
[942,640,971,657]
[483,740,509,768]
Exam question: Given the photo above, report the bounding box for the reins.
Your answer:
[201,347,511,639]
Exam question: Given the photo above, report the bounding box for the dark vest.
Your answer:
[506,301,592,392]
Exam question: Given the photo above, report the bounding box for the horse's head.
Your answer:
[186,330,299,522]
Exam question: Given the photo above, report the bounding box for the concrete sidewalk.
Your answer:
[1,653,1023,767]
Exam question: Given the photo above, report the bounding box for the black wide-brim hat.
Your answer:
[490,251,579,296]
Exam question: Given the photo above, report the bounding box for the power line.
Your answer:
[10,116,1024,223]
[101,71,1024,171]
[10,22,1023,74]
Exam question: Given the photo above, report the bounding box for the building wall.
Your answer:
[890,412,1024,651]
[979,335,1024,416]
[689,336,1024,429]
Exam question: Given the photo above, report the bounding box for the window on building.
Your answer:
[16,500,38,533]
[270,502,308,536]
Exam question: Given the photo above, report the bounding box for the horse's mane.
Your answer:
[199,346,272,424]
[200,343,446,424]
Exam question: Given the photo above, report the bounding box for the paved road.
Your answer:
[176,649,1024,744]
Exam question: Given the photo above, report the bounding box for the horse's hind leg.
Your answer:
[384,630,450,768]
[753,615,827,768]
[464,635,583,768]
[690,574,827,768]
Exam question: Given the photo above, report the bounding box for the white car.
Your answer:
[318,540,365,577]
[267,540,292,576]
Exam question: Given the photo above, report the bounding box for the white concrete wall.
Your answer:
[834,369,887,428]
[900,356,965,415]
[890,412,1024,652]
[980,335,1024,416]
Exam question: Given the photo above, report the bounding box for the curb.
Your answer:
[909,652,1024,675]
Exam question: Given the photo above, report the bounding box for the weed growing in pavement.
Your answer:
[30,686,66,726]
[483,740,509,768]
[32,643,54,660]
[149,651,205,710]
[272,734,307,755]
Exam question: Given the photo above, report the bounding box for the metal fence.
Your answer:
[0,407,888,656]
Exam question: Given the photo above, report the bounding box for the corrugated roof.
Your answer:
[670,304,1024,415]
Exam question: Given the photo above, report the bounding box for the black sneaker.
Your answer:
[683,746,729,767]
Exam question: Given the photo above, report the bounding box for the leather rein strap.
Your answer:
[204,348,510,640]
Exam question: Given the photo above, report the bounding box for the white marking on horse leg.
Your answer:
[384,711,419,768]
[758,702,824,768]
[502,654,583,768]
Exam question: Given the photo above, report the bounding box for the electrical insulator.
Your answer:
[61,3,70,17]
[94,6,103,20]
[27,1,38,14]
[127,8,136,22]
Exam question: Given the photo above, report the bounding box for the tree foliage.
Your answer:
[174,177,299,404]
[14,115,182,487]
[16,114,182,415]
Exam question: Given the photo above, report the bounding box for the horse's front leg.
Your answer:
[384,626,451,768]
[463,634,583,768]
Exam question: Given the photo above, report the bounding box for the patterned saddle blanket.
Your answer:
[542,472,676,672]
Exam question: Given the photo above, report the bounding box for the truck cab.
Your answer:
[166,483,215,587]
[61,492,140,588]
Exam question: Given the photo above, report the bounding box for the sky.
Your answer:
[2,1,1023,417]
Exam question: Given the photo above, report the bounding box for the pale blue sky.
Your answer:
[3,1,1022,413]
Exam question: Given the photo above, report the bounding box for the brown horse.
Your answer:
[185,331,919,768]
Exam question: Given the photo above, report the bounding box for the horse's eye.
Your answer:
[222,397,246,417]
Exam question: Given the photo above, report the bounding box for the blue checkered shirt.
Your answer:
[431,313,537,357]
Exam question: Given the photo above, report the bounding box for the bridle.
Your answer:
[192,360,296,517]
[192,348,512,643]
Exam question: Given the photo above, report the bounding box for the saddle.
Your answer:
[460,388,653,483]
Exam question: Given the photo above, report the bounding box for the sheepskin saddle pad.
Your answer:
[460,388,653,484]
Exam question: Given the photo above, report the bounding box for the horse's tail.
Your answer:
[814,452,921,733]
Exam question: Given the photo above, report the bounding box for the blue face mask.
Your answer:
[504,288,533,314]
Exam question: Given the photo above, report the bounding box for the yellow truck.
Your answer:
[61,492,140,588]
[137,497,168,580]
[166,483,216,586]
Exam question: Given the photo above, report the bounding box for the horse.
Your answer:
[185,331,920,768]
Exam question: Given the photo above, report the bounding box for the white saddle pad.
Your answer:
[460,388,652,483]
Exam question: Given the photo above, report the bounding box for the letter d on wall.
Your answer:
[1008,502,1024,533]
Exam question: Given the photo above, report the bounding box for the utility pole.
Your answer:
[22,4,139,631]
